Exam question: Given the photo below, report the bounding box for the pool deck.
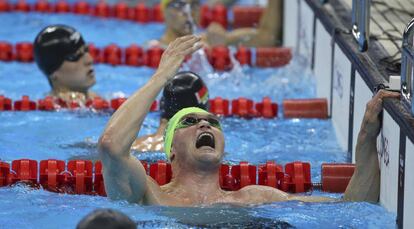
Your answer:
[340,0,414,74]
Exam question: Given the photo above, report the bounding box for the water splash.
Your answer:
[180,2,246,80]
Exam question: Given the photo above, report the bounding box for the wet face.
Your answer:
[171,113,225,168]
[164,0,200,36]
[51,45,96,92]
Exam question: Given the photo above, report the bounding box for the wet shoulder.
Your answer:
[232,185,289,204]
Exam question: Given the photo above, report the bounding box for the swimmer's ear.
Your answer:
[50,72,59,82]
[170,146,176,162]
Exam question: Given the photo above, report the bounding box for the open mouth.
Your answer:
[196,132,215,149]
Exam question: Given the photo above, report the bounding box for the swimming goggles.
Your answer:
[65,45,89,62]
[176,115,222,130]
[167,0,200,11]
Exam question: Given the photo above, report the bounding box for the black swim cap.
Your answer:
[34,24,85,76]
[161,71,209,120]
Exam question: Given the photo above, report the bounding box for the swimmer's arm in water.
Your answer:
[207,0,282,47]
[98,35,202,203]
[343,90,400,202]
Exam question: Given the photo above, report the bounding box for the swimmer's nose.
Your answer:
[198,119,212,129]
[84,52,93,66]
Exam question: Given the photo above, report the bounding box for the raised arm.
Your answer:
[98,35,202,203]
[344,89,400,202]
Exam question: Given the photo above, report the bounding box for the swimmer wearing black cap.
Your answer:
[131,71,209,152]
[99,35,390,206]
[34,24,98,103]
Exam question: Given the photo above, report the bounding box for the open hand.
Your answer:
[155,35,202,80]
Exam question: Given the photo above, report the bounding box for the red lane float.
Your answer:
[125,44,144,66]
[283,98,328,119]
[88,43,103,63]
[14,0,31,12]
[209,97,230,116]
[93,1,111,17]
[110,97,127,110]
[38,96,57,111]
[200,4,212,28]
[113,2,128,20]
[67,160,93,194]
[233,6,263,28]
[134,3,149,23]
[0,162,10,186]
[212,4,227,28]
[0,159,355,195]
[231,97,256,118]
[150,161,172,185]
[235,46,251,66]
[284,162,312,193]
[14,95,37,111]
[255,97,278,118]
[1,42,291,69]
[15,42,33,62]
[54,0,70,13]
[39,159,66,191]
[1,95,331,120]
[231,161,257,189]
[0,0,11,11]
[256,47,292,67]
[258,161,284,189]
[0,95,12,110]
[34,0,51,13]
[86,97,110,110]
[321,163,355,193]
[73,1,90,15]
[152,3,163,22]
[94,161,106,196]
[10,159,38,185]
[209,46,232,71]
[103,44,122,66]
[146,46,163,68]
[0,42,13,61]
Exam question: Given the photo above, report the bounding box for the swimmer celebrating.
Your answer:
[34,25,98,104]
[131,71,209,152]
[99,35,396,206]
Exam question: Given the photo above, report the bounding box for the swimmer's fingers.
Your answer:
[170,35,197,49]
[374,89,400,100]
[365,89,400,120]
[177,35,201,50]
[181,40,203,56]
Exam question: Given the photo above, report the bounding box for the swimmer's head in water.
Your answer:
[34,25,86,77]
[160,71,209,120]
[34,25,95,91]
[163,0,200,36]
[164,107,222,160]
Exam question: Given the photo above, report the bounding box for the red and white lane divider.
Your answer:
[0,159,355,196]
[0,95,329,119]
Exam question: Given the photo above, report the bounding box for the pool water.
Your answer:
[0,10,396,229]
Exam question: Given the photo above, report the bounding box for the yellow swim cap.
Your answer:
[160,0,172,12]
[164,107,209,159]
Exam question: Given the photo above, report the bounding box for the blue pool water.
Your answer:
[0,11,396,228]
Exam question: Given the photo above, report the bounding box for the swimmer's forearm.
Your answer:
[99,71,168,157]
[343,117,380,202]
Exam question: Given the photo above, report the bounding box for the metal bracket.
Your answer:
[351,0,371,52]
[401,18,414,115]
